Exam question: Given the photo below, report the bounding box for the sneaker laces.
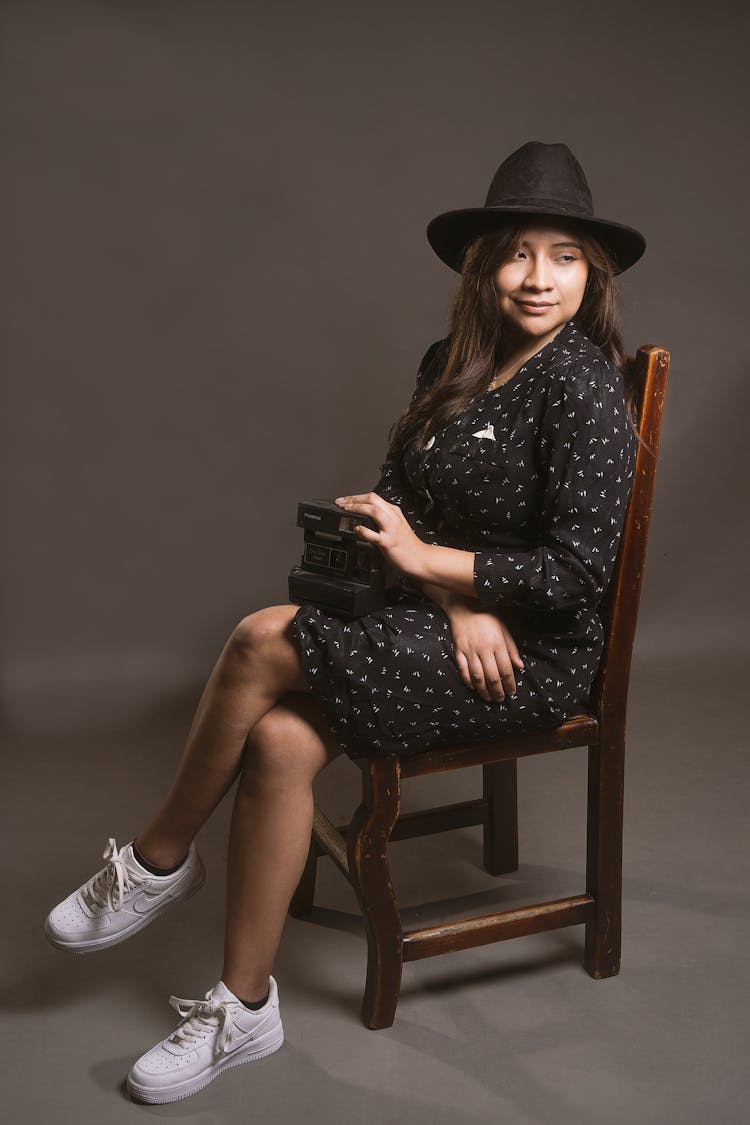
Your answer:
[81,837,146,913]
[167,993,240,1054]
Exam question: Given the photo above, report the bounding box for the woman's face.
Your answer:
[493,224,589,346]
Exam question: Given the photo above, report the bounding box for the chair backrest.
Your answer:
[588,345,671,724]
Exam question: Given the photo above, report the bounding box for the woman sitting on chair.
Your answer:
[44,140,646,1105]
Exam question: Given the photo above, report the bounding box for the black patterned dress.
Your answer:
[290,319,638,759]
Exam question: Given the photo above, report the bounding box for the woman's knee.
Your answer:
[240,697,342,789]
[229,607,278,658]
[226,605,299,669]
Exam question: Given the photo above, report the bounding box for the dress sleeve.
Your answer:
[473,358,638,612]
[371,341,445,544]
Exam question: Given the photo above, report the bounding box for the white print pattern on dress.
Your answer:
[291,320,638,759]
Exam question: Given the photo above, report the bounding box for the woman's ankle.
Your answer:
[222,971,271,1005]
[132,835,189,871]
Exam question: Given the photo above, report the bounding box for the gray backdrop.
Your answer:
[3,0,748,731]
[2,5,749,1125]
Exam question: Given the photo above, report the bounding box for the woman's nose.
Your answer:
[523,256,553,289]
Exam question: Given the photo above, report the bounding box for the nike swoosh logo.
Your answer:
[130,891,172,914]
[223,1032,259,1054]
[221,1018,277,1055]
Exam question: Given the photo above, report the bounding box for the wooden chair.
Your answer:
[289,344,670,1029]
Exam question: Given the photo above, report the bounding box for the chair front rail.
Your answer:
[401,893,596,961]
[312,799,487,856]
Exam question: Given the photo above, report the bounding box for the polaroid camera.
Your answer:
[288,499,403,619]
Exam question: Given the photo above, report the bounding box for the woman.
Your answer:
[44,141,646,1104]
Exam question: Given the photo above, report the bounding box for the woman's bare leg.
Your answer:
[220,692,344,1001]
[135,605,311,867]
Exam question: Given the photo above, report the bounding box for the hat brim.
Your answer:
[426,206,646,276]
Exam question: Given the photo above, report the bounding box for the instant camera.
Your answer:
[288,499,403,619]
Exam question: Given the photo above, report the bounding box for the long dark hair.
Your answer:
[385,222,641,459]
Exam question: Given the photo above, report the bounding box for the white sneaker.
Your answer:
[126,977,284,1104]
[44,837,205,953]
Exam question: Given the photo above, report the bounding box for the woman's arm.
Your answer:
[407,359,639,611]
[473,360,638,612]
[412,545,479,600]
[418,578,458,607]
[347,352,636,613]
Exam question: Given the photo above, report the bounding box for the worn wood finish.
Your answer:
[584,728,624,976]
[289,800,488,913]
[291,345,670,1028]
[483,760,519,874]
[590,347,671,719]
[335,798,487,842]
[311,807,350,880]
[388,798,486,840]
[402,894,595,960]
[346,757,403,1029]
[584,346,670,976]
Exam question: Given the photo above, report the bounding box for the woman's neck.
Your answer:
[493,325,565,386]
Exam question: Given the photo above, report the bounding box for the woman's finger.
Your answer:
[492,648,517,698]
[334,492,387,511]
[352,523,377,542]
[453,649,474,693]
[466,651,494,703]
[479,653,507,702]
[500,622,525,671]
[334,495,399,537]
[336,500,378,518]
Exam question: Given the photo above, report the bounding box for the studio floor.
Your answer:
[2,650,746,1125]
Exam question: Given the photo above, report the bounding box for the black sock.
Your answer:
[131,839,188,877]
[239,992,269,1011]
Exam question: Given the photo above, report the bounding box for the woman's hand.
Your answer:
[334,494,524,702]
[334,493,427,579]
[442,598,525,704]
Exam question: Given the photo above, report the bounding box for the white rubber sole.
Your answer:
[43,861,206,954]
[126,1023,285,1104]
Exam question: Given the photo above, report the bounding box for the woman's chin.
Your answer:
[507,314,567,342]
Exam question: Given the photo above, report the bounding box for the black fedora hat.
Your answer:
[426,141,646,276]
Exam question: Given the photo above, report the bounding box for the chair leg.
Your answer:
[482,760,519,875]
[584,730,624,978]
[288,837,318,918]
[347,756,403,1029]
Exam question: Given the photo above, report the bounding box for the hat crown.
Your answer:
[484,141,594,218]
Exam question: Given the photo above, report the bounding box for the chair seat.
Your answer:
[357,709,598,779]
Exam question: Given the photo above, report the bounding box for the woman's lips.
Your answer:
[515,300,555,315]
